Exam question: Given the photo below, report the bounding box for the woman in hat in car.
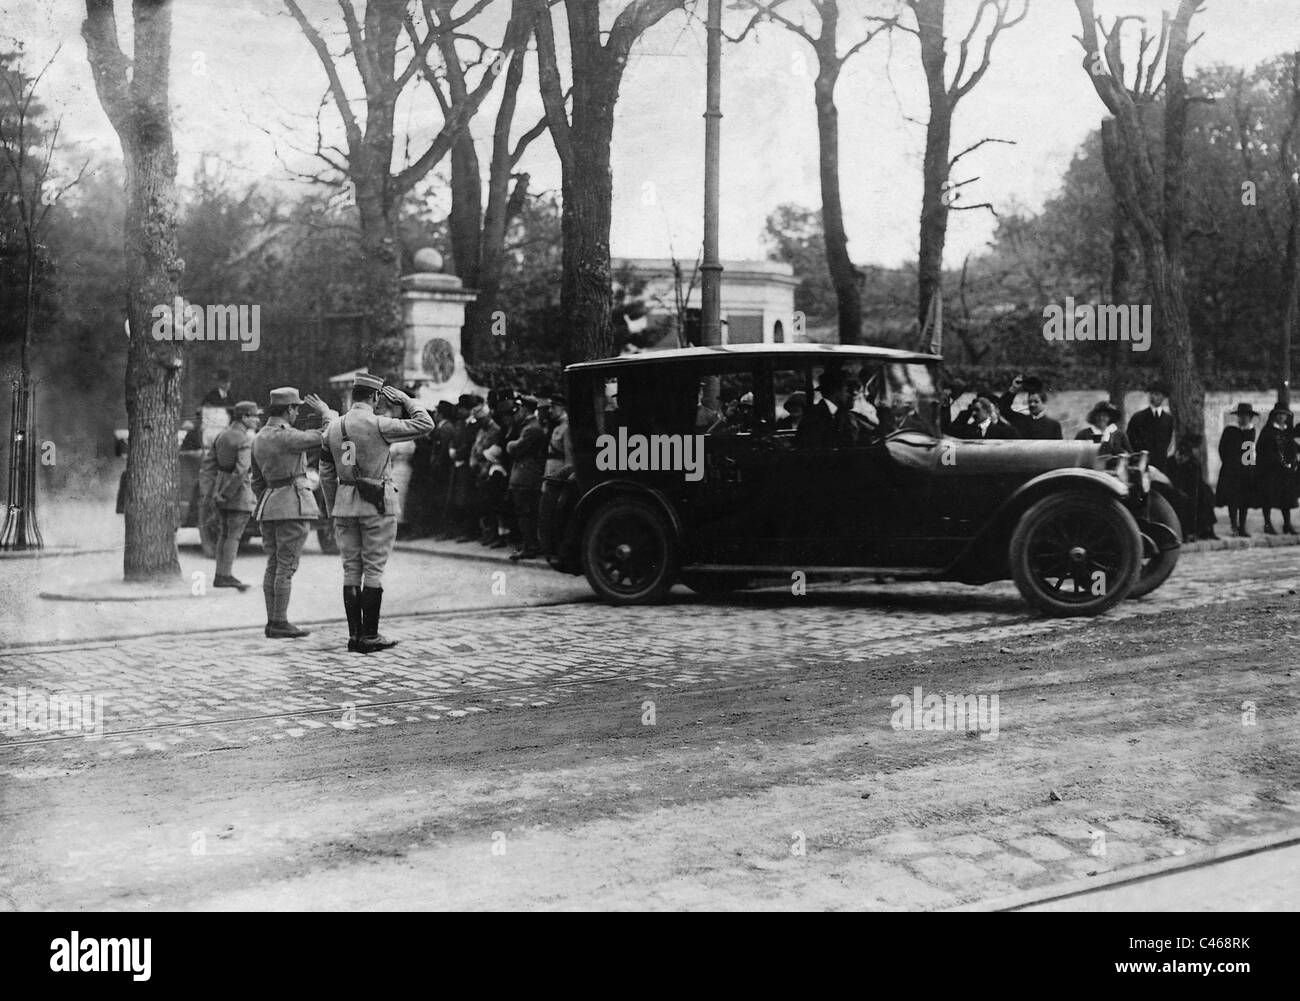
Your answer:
[1216,403,1259,537]
[1257,406,1298,535]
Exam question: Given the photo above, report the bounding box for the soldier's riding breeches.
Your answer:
[261,519,310,591]
[334,514,398,588]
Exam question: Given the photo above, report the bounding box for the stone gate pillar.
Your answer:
[400,248,480,406]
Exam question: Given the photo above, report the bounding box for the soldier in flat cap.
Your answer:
[208,401,262,591]
[320,374,434,653]
[251,388,338,638]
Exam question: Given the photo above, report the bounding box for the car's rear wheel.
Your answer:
[1009,491,1141,617]
[680,572,748,595]
[1128,491,1181,599]
[581,498,677,604]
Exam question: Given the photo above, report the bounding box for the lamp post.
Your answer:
[701,0,723,350]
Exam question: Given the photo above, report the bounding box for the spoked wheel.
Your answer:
[581,498,677,604]
[1009,491,1142,617]
[1128,491,1181,599]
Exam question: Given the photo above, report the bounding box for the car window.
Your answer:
[701,370,758,435]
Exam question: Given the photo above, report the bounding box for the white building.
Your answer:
[612,258,802,347]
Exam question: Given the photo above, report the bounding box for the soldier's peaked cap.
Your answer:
[233,400,261,417]
[353,373,384,392]
[269,387,303,406]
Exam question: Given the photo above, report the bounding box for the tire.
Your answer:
[581,497,677,604]
[1009,491,1142,617]
[681,572,748,595]
[1128,492,1181,599]
[317,522,340,555]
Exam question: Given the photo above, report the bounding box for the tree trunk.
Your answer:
[814,65,862,344]
[1103,121,1132,418]
[917,102,952,332]
[354,178,404,381]
[561,113,616,363]
[1281,202,1298,408]
[84,0,184,582]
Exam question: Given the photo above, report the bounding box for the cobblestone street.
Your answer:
[2,546,1298,910]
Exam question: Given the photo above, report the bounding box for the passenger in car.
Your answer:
[797,370,861,448]
[777,392,806,431]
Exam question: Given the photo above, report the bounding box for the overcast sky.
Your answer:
[4,0,1298,269]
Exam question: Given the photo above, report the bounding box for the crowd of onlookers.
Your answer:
[400,388,573,561]
[938,375,1300,542]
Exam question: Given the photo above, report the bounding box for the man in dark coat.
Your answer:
[1166,433,1218,542]
[1257,406,1298,535]
[506,396,548,560]
[429,401,459,539]
[1216,403,1259,536]
[797,369,864,448]
[952,393,1018,439]
[450,394,483,541]
[998,376,1063,440]
[1126,381,1175,471]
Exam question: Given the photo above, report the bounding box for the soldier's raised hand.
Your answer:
[303,393,330,415]
[380,385,406,405]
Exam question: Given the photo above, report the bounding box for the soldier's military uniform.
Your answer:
[251,387,337,638]
[320,375,434,652]
[210,401,260,589]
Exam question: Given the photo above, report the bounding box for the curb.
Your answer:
[0,596,595,654]
[0,546,119,560]
[950,826,1300,912]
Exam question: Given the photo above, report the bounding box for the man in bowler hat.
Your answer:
[251,387,337,638]
[1126,380,1175,471]
[320,374,434,652]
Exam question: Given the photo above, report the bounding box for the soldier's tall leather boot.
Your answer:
[263,585,276,638]
[357,586,397,653]
[343,585,364,652]
[267,583,311,638]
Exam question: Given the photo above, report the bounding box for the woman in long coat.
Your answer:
[1216,403,1259,536]
[1257,406,1298,535]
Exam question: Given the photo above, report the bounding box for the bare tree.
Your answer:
[0,48,87,549]
[1074,0,1207,448]
[283,0,529,376]
[881,0,1026,336]
[728,1,892,344]
[1232,53,1300,407]
[83,0,184,581]
[418,0,549,363]
[529,0,688,363]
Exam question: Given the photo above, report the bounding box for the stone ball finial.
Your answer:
[413,247,445,273]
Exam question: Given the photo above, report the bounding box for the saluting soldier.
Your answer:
[210,400,261,590]
[251,388,337,638]
[320,375,434,653]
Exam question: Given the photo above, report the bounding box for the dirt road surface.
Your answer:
[1,545,1297,910]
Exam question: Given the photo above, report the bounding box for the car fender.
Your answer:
[945,468,1131,584]
[570,479,684,543]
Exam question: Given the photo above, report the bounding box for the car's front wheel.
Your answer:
[1128,491,1181,599]
[1009,491,1142,617]
[581,497,677,604]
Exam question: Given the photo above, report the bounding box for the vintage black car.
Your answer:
[547,344,1181,617]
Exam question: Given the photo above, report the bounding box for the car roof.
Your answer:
[564,343,943,373]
